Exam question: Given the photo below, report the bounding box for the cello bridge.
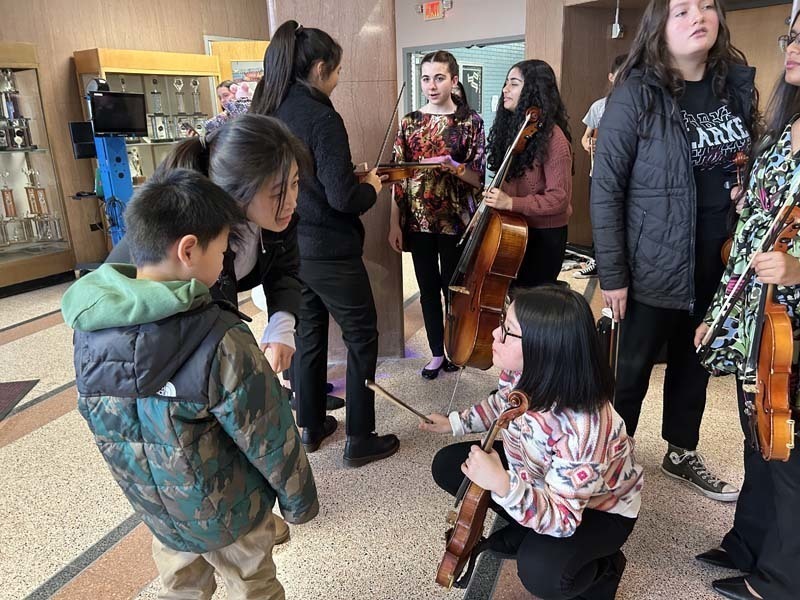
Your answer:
[446,510,457,526]
[449,286,470,295]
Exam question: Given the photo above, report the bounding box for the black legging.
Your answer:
[515,225,568,288]
[406,232,462,357]
[432,441,636,600]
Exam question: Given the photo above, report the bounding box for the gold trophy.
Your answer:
[1,170,16,218]
[22,165,47,215]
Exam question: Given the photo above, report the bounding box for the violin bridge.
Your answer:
[449,286,470,295]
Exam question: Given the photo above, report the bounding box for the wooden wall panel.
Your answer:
[561,6,641,247]
[267,0,404,359]
[728,4,790,109]
[0,0,270,266]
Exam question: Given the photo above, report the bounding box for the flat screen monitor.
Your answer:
[89,91,147,137]
[68,121,96,159]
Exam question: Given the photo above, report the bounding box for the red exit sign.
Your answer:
[424,0,444,20]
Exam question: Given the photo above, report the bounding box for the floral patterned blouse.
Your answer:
[703,118,800,409]
[392,110,485,235]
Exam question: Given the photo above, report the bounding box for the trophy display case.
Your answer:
[0,42,73,288]
[73,48,221,183]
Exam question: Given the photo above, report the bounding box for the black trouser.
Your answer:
[515,225,568,288]
[294,256,378,437]
[406,232,462,357]
[614,239,724,449]
[719,381,800,600]
[614,297,709,449]
[431,441,636,600]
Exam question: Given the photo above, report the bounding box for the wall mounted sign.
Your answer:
[424,1,444,20]
[461,64,483,112]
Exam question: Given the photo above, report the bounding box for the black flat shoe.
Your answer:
[343,433,399,467]
[697,548,738,570]
[442,359,460,372]
[291,393,344,412]
[421,358,457,379]
[712,576,760,600]
[301,415,338,453]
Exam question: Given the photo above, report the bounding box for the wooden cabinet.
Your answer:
[0,42,74,288]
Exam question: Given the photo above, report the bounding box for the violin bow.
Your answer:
[373,82,406,168]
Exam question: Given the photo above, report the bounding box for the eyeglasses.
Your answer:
[779,32,800,53]
[499,312,523,343]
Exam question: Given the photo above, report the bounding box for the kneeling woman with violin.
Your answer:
[483,60,573,287]
[422,286,643,599]
[694,20,800,600]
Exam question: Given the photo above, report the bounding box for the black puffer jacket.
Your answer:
[590,65,755,311]
[274,84,377,259]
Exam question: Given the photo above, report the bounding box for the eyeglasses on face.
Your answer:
[779,32,800,53]
[499,311,523,343]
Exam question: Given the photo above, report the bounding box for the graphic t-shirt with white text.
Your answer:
[678,75,750,242]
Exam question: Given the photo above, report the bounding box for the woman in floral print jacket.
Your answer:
[422,285,643,600]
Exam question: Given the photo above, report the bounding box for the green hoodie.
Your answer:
[61,264,210,332]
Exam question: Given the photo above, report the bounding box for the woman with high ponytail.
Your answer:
[252,20,399,468]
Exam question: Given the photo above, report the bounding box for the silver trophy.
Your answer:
[148,78,170,140]
[22,164,47,214]
[173,78,186,114]
[119,76,127,92]
[191,79,202,114]
[0,70,20,120]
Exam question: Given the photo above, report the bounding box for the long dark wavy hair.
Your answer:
[752,12,800,160]
[487,60,571,180]
[250,19,342,115]
[613,0,759,132]
[420,50,471,121]
[513,286,614,414]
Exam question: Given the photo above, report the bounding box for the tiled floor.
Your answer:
[0,264,743,600]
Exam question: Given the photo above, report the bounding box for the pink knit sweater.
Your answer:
[501,125,573,229]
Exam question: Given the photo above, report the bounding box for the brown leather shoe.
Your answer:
[271,513,290,545]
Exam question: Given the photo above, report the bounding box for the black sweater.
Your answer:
[274,84,377,259]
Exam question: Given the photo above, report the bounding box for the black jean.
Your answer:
[406,232,462,356]
[614,297,711,450]
[294,256,378,436]
[431,441,636,600]
[719,381,800,600]
[515,225,568,288]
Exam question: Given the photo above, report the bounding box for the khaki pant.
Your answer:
[152,514,284,600]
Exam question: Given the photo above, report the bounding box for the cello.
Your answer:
[445,108,542,369]
[436,389,530,589]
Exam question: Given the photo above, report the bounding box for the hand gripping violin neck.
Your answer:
[436,390,530,589]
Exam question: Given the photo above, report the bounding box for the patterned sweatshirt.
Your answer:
[449,370,642,537]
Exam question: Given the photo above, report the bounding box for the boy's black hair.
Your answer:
[513,285,614,414]
[125,168,244,267]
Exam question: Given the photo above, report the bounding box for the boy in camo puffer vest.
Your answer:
[62,169,318,600]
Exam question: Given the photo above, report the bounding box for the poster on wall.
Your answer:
[461,65,483,112]
[231,61,264,83]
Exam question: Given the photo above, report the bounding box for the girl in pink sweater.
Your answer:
[422,285,642,599]
[483,60,573,287]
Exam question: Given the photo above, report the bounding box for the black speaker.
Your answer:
[68,121,96,159]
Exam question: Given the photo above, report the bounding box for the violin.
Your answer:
[720,151,749,264]
[436,389,530,589]
[354,162,443,184]
[741,208,799,461]
[445,107,542,369]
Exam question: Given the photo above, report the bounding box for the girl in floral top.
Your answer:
[390,50,485,380]
[694,16,800,600]
[422,286,642,599]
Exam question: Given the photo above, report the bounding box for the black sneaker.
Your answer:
[574,260,598,279]
[343,433,399,467]
[301,415,338,453]
[661,444,739,502]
